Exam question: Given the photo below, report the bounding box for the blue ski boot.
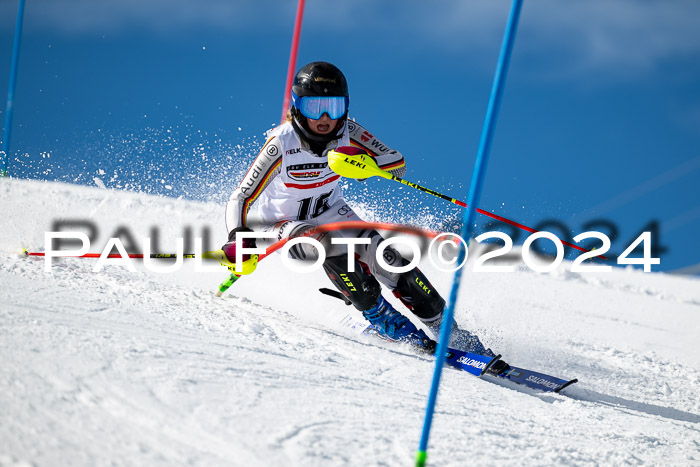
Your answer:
[362,296,435,352]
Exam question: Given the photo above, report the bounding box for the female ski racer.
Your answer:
[223,61,496,357]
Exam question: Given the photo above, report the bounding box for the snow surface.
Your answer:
[1,178,699,466]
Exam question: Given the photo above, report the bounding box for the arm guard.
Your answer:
[225,136,283,231]
[347,120,406,178]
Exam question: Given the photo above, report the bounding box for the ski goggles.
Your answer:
[292,92,349,120]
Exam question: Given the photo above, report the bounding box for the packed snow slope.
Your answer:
[1,178,699,467]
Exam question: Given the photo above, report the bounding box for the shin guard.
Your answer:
[322,255,381,311]
[393,267,446,322]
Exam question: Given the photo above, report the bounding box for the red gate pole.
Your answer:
[280,0,306,124]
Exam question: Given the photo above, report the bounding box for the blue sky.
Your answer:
[1,0,699,272]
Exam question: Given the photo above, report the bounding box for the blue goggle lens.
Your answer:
[292,93,348,120]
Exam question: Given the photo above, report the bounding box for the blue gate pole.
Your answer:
[415,1,524,465]
[2,0,27,177]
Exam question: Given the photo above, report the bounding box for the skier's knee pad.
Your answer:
[323,254,381,311]
[394,266,445,321]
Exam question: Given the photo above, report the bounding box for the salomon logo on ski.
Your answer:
[525,375,560,390]
[456,356,487,370]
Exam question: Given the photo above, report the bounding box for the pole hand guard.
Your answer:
[205,250,258,275]
[209,226,260,275]
[327,146,391,180]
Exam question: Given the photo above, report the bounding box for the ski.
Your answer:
[497,365,578,393]
[443,348,500,377]
[332,308,578,393]
[444,348,578,393]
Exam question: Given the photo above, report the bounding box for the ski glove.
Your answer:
[211,226,259,274]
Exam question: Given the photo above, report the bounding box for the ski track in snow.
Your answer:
[1,178,699,466]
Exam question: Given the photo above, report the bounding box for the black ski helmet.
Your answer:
[292,61,349,100]
[290,61,349,151]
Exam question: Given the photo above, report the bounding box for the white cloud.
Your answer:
[304,0,700,79]
[2,0,698,79]
[515,0,700,78]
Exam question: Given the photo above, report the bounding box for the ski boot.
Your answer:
[321,255,435,352]
[362,296,436,353]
